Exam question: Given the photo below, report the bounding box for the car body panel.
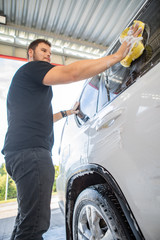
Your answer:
[56,0,160,238]
[87,62,160,240]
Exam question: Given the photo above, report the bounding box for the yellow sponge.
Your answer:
[120,20,145,67]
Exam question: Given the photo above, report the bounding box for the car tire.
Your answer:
[72,184,132,240]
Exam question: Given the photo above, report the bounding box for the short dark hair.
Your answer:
[27,39,51,59]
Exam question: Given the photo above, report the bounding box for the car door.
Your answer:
[57,75,101,206]
[67,75,101,171]
[87,72,125,168]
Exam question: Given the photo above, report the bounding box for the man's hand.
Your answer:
[70,101,80,115]
[116,23,143,60]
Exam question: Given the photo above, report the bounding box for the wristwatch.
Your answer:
[61,110,67,118]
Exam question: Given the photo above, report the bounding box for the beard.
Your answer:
[32,51,50,62]
[32,51,39,61]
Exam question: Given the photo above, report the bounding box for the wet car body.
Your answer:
[56,0,160,239]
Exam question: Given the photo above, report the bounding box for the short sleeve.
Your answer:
[24,61,55,86]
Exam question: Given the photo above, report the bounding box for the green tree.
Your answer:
[0,174,6,200]
[0,163,17,201]
[52,165,59,193]
[0,163,6,175]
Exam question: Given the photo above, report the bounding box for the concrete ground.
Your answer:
[0,194,66,240]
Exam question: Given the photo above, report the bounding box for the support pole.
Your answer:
[5,173,9,201]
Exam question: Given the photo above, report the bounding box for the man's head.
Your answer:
[27,39,51,63]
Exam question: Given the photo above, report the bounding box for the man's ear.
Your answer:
[28,49,33,59]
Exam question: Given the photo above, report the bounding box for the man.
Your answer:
[2,24,141,239]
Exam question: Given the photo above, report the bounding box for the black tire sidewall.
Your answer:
[72,186,128,240]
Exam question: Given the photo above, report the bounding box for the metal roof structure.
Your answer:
[0,0,146,59]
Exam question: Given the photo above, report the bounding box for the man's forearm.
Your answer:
[53,110,73,123]
[65,40,130,83]
[67,51,123,82]
[44,51,123,86]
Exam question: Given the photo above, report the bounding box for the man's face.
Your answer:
[29,42,51,63]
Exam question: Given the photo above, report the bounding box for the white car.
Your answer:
[56,0,160,239]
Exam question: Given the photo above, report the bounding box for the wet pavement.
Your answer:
[0,194,66,240]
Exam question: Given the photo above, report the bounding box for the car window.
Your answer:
[135,0,160,74]
[98,0,160,110]
[76,75,100,125]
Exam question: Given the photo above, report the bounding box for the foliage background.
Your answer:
[0,163,59,201]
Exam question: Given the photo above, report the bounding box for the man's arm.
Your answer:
[43,24,141,86]
[53,112,65,123]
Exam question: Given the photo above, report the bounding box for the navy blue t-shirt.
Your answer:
[2,61,55,154]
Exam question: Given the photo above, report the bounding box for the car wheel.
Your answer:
[72,184,131,240]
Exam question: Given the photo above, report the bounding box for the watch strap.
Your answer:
[61,110,67,118]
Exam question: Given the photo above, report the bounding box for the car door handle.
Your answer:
[96,108,125,131]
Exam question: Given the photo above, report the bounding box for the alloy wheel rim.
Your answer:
[77,205,113,240]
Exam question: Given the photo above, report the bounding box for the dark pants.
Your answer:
[4,147,55,240]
